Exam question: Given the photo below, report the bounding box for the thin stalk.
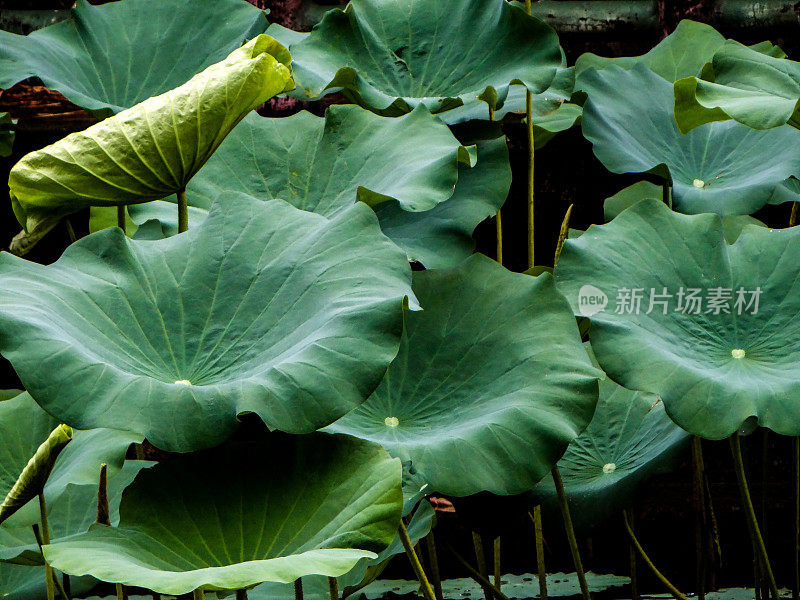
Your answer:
[794,436,799,600]
[488,105,502,266]
[692,437,707,600]
[525,0,534,269]
[551,467,591,600]
[328,577,338,600]
[65,219,77,243]
[761,430,771,600]
[493,537,501,593]
[116,584,128,600]
[729,434,779,600]
[295,579,304,600]
[472,532,493,600]
[398,521,437,600]
[628,512,639,600]
[528,509,547,600]
[192,590,204,600]
[117,205,126,234]
[38,494,55,600]
[96,463,110,526]
[32,525,70,600]
[622,510,689,600]
[177,189,189,234]
[236,590,248,600]
[426,530,443,600]
[444,542,511,600]
[554,204,573,266]
[791,202,798,227]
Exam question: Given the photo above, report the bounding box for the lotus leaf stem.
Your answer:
[794,437,799,600]
[38,493,55,600]
[551,467,591,600]
[493,536,502,592]
[472,531,493,600]
[294,578,304,600]
[488,105,502,266]
[444,541,511,600]
[729,434,779,600]
[622,510,688,600]
[426,530,443,600]
[32,522,70,600]
[117,205,126,234]
[192,590,204,600]
[554,205,573,266]
[116,585,128,600]
[525,0,535,269]
[65,220,77,243]
[528,509,547,599]
[178,188,189,233]
[692,437,707,600]
[96,463,110,526]
[399,520,437,600]
[791,202,798,227]
[328,577,338,600]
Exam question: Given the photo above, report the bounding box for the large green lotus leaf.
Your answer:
[286,0,562,116]
[555,199,800,440]
[0,113,14,157]
[674,41,800,133]
[139,104,471,220]
[529,369,689,529]
[130,113,509,270]
[371,137,511,269]
[582,64,800,215]
[0,194,414,452]
[44,434,403,595]
[0,562,95,600]
[248,500,435,600]
[0,0,269,117]
[8,34,293,236]
[327,254,601,496]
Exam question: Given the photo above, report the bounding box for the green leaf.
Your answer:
[0,112,14,157]
[0,194,414,452]
[530,362,689,529]
[286,0,562,116]
[0,393,142,564]
[44,434,403,595]
[8,34,293,235]
[0,562,95,600]
[603,182,663,221]
[555,199,800,440]
[577,20,726,83]
[327,254,600,496]
[582,64,800,215]
[372,137,511,269]
[0,0,269,117]
[674,41,800,133]
[148,104,470,219]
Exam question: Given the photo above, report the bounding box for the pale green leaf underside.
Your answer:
[555,199,800,439]
[45,434,403,595]
[327,254,600,496]
[9,34,293,234]
[287,0,562,116]
[0,0,269,116]
[581,64,800,215]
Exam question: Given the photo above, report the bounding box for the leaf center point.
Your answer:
[384,416,400,428]
[731,348,746,359]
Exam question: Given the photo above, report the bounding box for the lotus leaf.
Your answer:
[0,0,269,116]
[9,34,293,236]
[0,194,415,452]
[43,434,403,595]
[555,199,800,439]
[0,113,14,157]
[0,562,94,600]
[581,64,800,215]
[286,0,562,116]
[674,41,800,133]
[530,364,689,529]
[327,254,601,496]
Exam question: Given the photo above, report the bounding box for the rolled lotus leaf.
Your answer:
[0,424,73,525]
[0,0,270,116]
[8,34,293,235]
[529,363,689,530]
[0,193,415,452]
[286,0,562,116]
[674,41,800,133]
[44,434,403,595]
[327,254,601,496]
[555,199,800,440]
[581,64,800,215]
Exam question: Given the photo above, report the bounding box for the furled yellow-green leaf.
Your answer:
[8,34,293,234]
[0,424,73,525]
